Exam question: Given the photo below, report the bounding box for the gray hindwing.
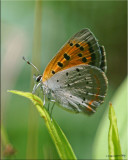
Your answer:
[44,64,108,115]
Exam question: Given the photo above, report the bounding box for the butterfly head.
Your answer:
[32,74,50,96]
[33,74,42,83]
[32,74,44,94]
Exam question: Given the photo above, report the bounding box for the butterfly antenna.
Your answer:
[22,56,40,74]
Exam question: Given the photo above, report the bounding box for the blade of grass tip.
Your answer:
[8,90,77,160]
[26,0,42,159]
[108,103,122,160]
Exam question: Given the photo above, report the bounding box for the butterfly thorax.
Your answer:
[42,81,55,101]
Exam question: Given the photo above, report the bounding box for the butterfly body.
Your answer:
[34,28,108,115]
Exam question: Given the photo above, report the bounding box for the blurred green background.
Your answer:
[1,1,127,159]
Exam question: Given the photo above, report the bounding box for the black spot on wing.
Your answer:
[70,42,73,46]
[78,53,82,57]
[57,62,63,67]
[80,46,84,51]
[83,97,85,101]
[75,43,80,47]
[52,70,55,74]
[66,72,69,76]
[67,84,70,87]
[76,68,80,72]
[82,57,87,62]
[64,53,70,60]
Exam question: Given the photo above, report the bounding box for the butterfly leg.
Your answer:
[32,82,41,94]
[39,85,45,106]
[47,100,50,112]
[43,94,45,106]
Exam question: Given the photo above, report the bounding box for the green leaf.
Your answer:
[8,90,77,160]
[108,103,122,160]
[92,77,127,159]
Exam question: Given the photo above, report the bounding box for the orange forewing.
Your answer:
[42,40,92,82]
[42,29,102,82]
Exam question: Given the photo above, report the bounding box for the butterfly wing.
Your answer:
[42,29,107,82]
[44,64,108,115]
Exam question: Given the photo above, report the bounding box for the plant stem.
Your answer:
[26,1,42,159]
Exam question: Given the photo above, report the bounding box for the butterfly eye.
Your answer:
[36,75,42,82]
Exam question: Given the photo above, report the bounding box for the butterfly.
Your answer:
[24,29,108,115]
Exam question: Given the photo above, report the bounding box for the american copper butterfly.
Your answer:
[24,29,108,115]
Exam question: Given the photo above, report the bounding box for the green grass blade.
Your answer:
[108,103,122,160]
[93,77,127,159]
[8,90,77,160]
